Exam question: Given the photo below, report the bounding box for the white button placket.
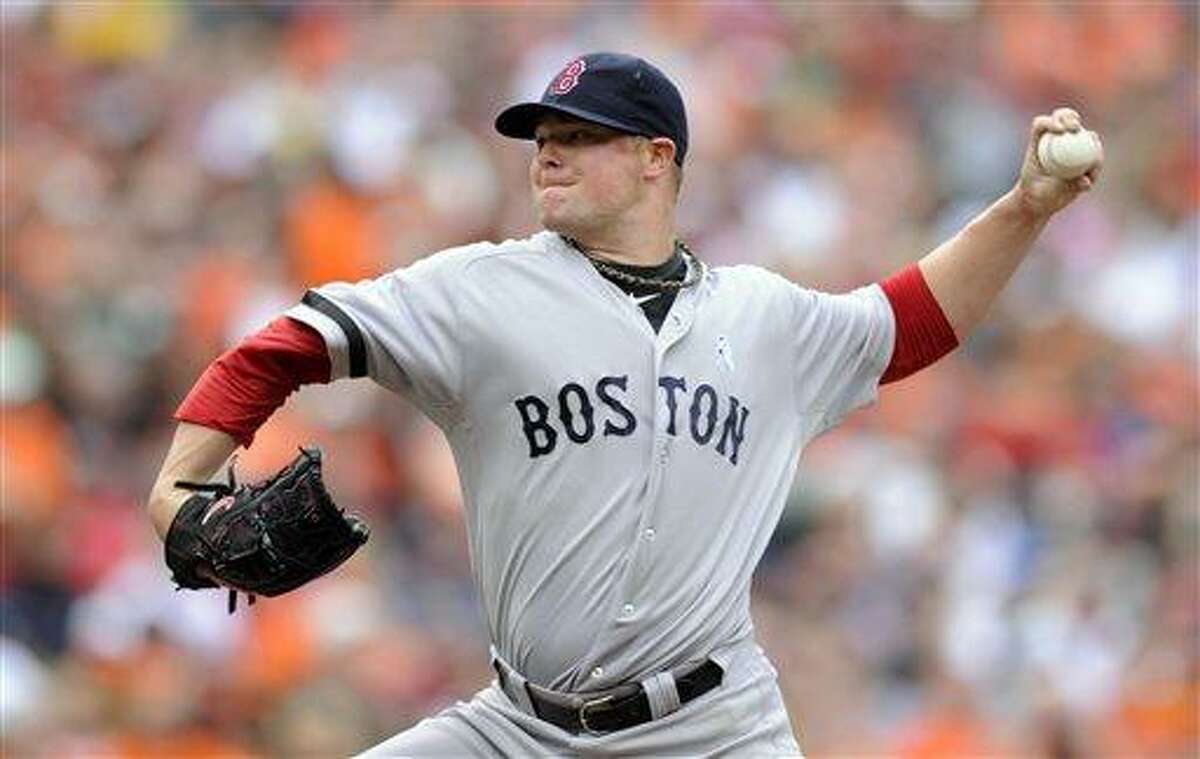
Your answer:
[614,267,703,631]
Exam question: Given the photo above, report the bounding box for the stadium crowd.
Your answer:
[3,2,1196,756]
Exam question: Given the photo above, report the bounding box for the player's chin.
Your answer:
[539,215,588,240]
[534,201,579,236]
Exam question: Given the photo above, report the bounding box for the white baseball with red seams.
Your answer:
[1037,129,1102,179]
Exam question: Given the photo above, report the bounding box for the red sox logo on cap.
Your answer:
[549,58,586,95]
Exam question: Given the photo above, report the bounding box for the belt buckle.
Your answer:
[578,695,615,734]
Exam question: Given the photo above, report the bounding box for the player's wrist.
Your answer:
[1001,186,1055,225]
[147,485,192,540]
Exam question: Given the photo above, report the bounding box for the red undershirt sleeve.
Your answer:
[879,263,959,385]
[174,316,332,448]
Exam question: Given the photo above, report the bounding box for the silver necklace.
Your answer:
[564,236,703,293]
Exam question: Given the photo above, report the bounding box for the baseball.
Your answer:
[1037,129,1102,179]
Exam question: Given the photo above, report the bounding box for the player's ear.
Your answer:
[641,137,676,181]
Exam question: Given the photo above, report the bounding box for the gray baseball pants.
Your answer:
[356,638,802,757]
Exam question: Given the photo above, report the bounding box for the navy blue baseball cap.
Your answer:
[495,52,688,166]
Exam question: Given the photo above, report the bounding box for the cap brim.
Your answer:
[494,102,642,140]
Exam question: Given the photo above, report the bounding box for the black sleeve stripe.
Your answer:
[301,290,368,378]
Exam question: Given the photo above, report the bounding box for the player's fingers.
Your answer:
[1051,107,1082,132]
[1030,114,1065,143]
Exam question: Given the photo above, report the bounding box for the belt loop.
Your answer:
[490,645,538,716]
[639,670,681,720]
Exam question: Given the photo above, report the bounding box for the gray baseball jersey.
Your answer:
[287,230,895,754]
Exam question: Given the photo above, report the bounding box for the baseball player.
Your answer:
[147,52,1102,755]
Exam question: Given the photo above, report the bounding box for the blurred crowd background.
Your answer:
[3,1,1196,756]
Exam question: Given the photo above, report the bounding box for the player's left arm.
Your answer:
[918,107,1102,339]
[877,107,1102,384]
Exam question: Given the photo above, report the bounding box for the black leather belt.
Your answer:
[494,659,724,734]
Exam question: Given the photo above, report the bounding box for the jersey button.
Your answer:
[621,603,635,617]
[591,666,604,679]
[643,528,656,541]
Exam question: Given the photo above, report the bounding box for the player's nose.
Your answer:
[536,140,564,168]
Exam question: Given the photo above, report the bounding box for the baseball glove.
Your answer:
[165,447,369,612]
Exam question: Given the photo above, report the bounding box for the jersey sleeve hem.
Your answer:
[301,290,368,377]
[286,300,356,380]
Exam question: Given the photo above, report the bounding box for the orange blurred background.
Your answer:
[3,2,1196,756]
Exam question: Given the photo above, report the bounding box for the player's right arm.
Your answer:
[145,315,332,539]
[146,246,471,541]
[147,422,239,539]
